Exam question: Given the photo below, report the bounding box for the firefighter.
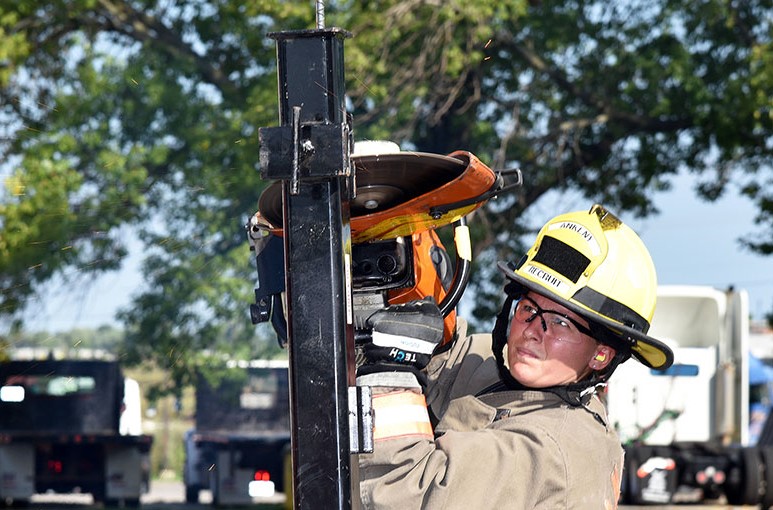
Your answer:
[356,204,675,509]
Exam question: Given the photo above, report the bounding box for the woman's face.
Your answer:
[506,292,615,388]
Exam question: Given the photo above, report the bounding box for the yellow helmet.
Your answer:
[498,204,673,370]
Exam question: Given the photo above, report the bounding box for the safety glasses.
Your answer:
[513,296,593,343]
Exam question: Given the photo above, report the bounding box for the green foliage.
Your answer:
[4,324,125,354]
[122,363,196,482]
[1,0,771,375]
[144,398,190,482]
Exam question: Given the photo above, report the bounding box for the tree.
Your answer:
[1,0,771,383]
[337,0,773,323]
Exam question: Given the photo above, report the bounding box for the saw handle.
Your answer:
[438,218,471,318]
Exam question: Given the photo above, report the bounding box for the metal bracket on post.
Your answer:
[259,115,353,184]
[349,386,374,454]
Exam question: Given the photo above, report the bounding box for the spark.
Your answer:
[483,39,493,61]
[37,100,57,112]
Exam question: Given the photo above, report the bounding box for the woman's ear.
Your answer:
[589,345,616,371]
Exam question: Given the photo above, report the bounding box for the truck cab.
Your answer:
[607,285,773,506]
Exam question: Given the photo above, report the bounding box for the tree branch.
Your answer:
[95,0,239,99]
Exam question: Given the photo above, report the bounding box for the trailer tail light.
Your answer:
[249,470,275,498]
[47,460,63,474]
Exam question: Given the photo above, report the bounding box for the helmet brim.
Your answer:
[497,261,674,370]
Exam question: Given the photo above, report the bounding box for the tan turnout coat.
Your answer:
[359,320,624,509]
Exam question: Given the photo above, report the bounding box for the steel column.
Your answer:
[261,28,357,509]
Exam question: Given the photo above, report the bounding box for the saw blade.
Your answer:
[258,151,467,227]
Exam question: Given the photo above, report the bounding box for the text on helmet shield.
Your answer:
[524,264,570,294]
[548,221,601,256]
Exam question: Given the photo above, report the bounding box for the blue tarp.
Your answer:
[749,353,773,385]
[749,354,773,444]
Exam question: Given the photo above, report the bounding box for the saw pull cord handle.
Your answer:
[438,217,472,318]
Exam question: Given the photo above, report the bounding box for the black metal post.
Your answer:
[260,28,357,509]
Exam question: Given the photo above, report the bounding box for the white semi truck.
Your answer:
[0,358,153,507]
[608,285,773,506]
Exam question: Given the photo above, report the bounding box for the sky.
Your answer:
[17,170,773,333]
[626,181,773,320]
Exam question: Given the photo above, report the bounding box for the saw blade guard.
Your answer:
[250,144,514,347]
[257,147,501,242]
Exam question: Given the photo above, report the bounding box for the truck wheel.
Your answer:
[210,472,222,508]
[185,485,200,504]
[760,447,773,509]
[92,487,106,504]
[624,445,652,504]
[619,447,635,504]
[725,446,762,505]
